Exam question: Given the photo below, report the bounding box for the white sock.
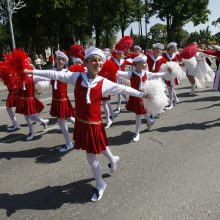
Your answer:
[107,101,115,117]
[102,100,111,124]
[145,114,153,125]
[102,147,115,163]
[116,93,122,110]
[86,153,105,189]
[24,115,34,133]
[30,113,47,124]
[6,107,18,127]
[57,118,72,146]
[168,86,173,106]
[135,115,141,136]
[173,89,178,102]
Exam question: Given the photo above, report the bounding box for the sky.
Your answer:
[117,0,220,39]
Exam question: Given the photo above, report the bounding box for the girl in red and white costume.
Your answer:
[118,55,168,142]
[16,75,49,141]
[50,51,75,152]
[162,42,181,109]
[146,43,167,119]
[26,47,149,202]
[146,43,167,73]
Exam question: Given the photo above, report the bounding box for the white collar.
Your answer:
[81,73,103,104]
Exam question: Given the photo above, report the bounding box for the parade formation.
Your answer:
[0,36,220,205]
[1,0,220,218]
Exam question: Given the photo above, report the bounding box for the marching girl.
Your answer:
[6,85,20,131]
[50,51,75,152]
[146,43,167,73]
[25,47,149,202]
[16,74,49,141]
[117,55,168,142]
[162,42,181,109]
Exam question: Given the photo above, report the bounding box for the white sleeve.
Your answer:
[33,75,51,83]
[117,70,132,80]
[147,71,168,80]
[33,70,80,86]
[102,78,144,98]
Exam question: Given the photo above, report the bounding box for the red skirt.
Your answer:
[16,97,44,115]
[50,98,74,118]
[6,92,18,108]
[126,96,147,115]
[73,119,108,154]
[165,78,180,86]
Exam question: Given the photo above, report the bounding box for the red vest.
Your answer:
[74,76,103,121]
[147,54,167,72]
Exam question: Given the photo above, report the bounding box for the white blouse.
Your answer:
[33,70,144,103]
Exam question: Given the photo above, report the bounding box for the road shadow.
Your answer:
[0,174,110,217]
[152,118,220,133]
[0,145,71,164]
[0,124,8,132]
[181,95,220,103]
[108,131,133,145]
[0,132,43,144]
[177,92,199,98]
[111,119,135,127]
[195,103,220,111]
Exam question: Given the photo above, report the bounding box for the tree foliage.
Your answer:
[149,0,210,44]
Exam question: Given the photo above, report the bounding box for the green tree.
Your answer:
[150,0,210,44]
[148,23,167,46]
[117,0,145,37]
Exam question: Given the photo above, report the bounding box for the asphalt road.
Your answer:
[0,79,220,220]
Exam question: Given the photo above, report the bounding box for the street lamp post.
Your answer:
[6,0,15,49]
[5,0,26,50]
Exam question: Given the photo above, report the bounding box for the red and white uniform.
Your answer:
[33,70,144,154]
[162,52,181,86]
[16,76,44,115]
[6,86,18,108]
[50,78,74,118]
[125,71,147,114]
[146,53,167,73]
[118,70,168,114]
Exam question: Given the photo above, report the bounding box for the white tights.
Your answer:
[86,147,115,189]
[57,117,74,146]
[6,107,18,127]
[102,100,114,123]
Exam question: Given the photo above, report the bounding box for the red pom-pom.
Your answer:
[115,36,134,52]
[0,61,20,88]
[69,45,84,58]
[99,60,118,82]
[180,44,198,59]
[68,64,85,72]
[3,48,33,86]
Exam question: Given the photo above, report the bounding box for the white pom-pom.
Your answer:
[143,79,169,115]
[160,61,186,82]
[182,57,197,69]
[35,81,50,92]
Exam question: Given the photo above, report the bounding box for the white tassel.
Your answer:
[160,61,186,82]
[35,81,50,92]
[143,79,169,115]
